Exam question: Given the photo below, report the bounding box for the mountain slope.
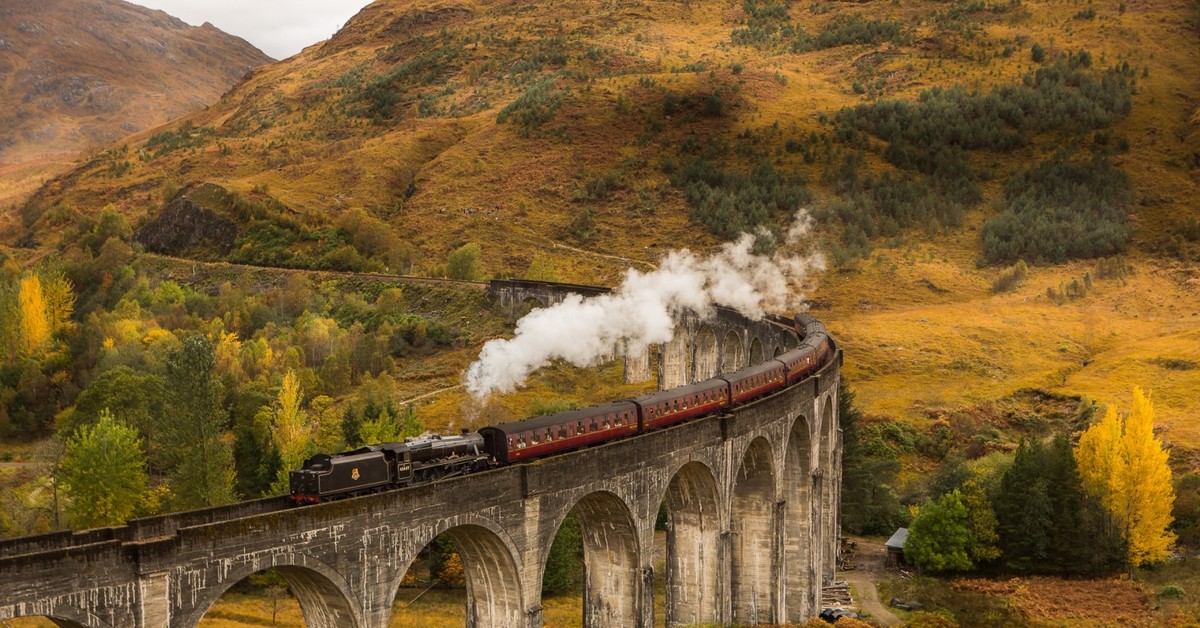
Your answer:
[7,0,1200,451]
[0,0,272,167]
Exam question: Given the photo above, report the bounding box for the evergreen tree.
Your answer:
[838,378,907,535]
[231,381,279,498]
[905,490,974,572]
[162,336,235,509]
[67,367,167,471]
[996,436,1124,574]
[542,512,583,594]
[60,410,150,528]
[995,440,1055,571]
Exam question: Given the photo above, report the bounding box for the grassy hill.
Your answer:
[4,0,1199,453]
[9,0,1196,452]
[0,0,272,205]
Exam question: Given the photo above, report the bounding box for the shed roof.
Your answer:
[885,528,909,551]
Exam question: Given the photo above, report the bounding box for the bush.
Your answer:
[982,157,1133,264]
[497,77,563,136]
[1031,43,1046,63]
[667,158,810,239]
[1157,584,1185,598]
[353,43,465,120]
[446,243,485,281]
[796,14,906,51]
[992,260,1028,293]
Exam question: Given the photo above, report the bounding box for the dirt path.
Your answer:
[839,536,902,626]
[399,384,463,405]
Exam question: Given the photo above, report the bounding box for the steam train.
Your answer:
[290,314,833,504]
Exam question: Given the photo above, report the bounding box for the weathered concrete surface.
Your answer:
[1,283,842,628]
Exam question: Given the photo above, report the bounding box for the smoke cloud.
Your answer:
[464,211,825,398]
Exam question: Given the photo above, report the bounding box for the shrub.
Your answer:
[796,14,906,51]
[1031,43,1046,63]
[143,125,213,158]
[353,43,465,120]
[667,158,810,239]
[1157,584,1185,598]
[446,243,485,281]
[496,77,563,136]
[992,260,1028,293]
[982,157,1133,264]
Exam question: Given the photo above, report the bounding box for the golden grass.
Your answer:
[195,530,672,627]
[823,242,1200,450]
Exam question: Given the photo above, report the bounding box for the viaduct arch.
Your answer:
[0,280,842,627]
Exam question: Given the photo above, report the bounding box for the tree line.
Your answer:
[0,210,494,536]
[900,388,1176,575]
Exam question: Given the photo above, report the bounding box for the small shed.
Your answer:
[884,527,909,568]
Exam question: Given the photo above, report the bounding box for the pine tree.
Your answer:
[996,440,1054,571]
[162,336,235,509]
[60,409,150,528]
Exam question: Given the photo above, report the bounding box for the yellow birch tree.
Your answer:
[18,274,49,353]
[1119,388,1176,565]
[270,370,310,494]
[1076,405,1122,504]
[1076,387,1176,566]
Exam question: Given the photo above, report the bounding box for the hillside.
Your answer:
[5,0,1200,453]
[0,0,272,204]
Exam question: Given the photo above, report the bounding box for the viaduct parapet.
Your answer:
[1,280,843,628]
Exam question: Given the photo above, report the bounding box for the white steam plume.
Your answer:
[464,211,825,398]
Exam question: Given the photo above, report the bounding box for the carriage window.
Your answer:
[508,437,515,447]
[531,432,540,444]
[559,426,568,439]
[603,418,611,429]
[681,397,688,409]
[518,436,526,448]
[578,421,585,434]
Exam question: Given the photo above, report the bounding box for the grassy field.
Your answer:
[878,557,1200,626]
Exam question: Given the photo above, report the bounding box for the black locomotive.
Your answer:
[289,432,491,504]
[290,313,833,504]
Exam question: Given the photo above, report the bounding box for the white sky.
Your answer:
[126,0,375,60]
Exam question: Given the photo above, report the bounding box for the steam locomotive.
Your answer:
[290,314,833,504]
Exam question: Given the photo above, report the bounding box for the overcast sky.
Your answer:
[127,0,375,59]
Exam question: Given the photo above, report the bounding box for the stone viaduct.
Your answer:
[0,279,843,628]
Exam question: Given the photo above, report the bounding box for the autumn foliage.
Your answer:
[1077,388,1177,566]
